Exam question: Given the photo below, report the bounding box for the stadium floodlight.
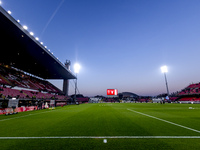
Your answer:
[74,63,81,74]
[74,63,81,103]
[17,20,20,23]
[23,25,28,30]
[40,42,43,45]
[161,65,169,97]
[161,65,168,73]
[30,32,34,36]
[7,10,11,14]
[35,37,39,41]
[0,1,2,5]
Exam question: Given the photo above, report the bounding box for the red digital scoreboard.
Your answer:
[107,89,118,96]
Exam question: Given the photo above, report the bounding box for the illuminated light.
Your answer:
[40,42,43,45]
[52,52,53,54]
[161,66,168,73]
[23,25,28,30]
[17,20,20,23]
[74,63,81,74]
[35,37,39,41]
[48,49,50,51]
[30,32,34,36]
[7,10,11,14]
[0,1,2,5]
[45,46,47,48]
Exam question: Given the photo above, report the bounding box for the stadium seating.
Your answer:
[176,83,200,103]
[0,87,26,98]
[0,65,64,96]
[55,95,67,100]
[0,65,70,101]
[0,75,11,85]
[169,97,178,101]
[0,87,66,100]
[178,83,200,96]
[178,97,200,102]
[0,65,61,94]
[179,97,194,101]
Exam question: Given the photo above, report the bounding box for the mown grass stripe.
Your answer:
[127,108,200,134]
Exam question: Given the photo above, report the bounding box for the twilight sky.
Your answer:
[2,0,200,96]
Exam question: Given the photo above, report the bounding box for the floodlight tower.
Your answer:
[161,66,169,96]
[74,63,80,102]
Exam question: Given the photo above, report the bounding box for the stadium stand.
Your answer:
[178,83,200,96]
[169,97,178,101]
[0,65,62,93]
[0,63,76,112]
[0,62,77,113]
[0,5,76,114]
[0,87,60,100]
[177,83,200,103]
[0,64,72,112]
[0,87,26,99]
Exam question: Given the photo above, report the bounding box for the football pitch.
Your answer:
[0,103,200,150]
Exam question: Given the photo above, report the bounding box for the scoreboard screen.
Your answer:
[107,89,118,96]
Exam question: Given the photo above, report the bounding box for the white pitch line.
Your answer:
[127,108,200,134]
[0,136,200,139]
[0,110,52,122]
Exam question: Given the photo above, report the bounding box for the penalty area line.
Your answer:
[127,108,200,134]
[0,136,200,139]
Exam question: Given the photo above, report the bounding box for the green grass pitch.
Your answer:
[0,103,200,150]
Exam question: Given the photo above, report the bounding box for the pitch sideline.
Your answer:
[0,136,200,139]
[0,110,53,122]
[127,108,200,134]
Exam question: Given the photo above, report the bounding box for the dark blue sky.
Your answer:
[2,0,200,96]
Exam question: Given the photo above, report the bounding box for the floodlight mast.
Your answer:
[161,66,169,97]
[74,63,80,103]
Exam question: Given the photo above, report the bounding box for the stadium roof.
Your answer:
[119,92,139,98]
[0,6,76,80]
